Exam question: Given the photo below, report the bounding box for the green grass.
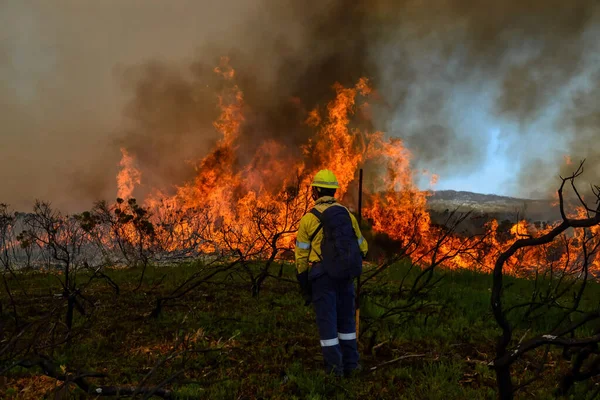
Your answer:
[2,260,600,399]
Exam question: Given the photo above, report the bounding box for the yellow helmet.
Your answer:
[311,169,339,189]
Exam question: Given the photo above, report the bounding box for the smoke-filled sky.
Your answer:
[1,0,600,212]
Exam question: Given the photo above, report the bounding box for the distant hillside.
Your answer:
[426,190,560,222]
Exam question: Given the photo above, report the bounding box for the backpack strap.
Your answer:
[308,208,323,261]
[308,208,323,242]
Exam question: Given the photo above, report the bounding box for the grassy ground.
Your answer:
[2,261,599,399]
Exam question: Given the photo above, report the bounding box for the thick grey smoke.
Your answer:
[0,0,257,211]
[1,0,600,211]
[370,0,600,195]
[551,70,600,201]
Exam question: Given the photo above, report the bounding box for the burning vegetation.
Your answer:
[105,58,600,279]
[3,58,600,399]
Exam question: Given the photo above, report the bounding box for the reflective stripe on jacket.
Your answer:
[294,196,368,274]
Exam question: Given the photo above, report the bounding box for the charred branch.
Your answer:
[359,208,487,340]
[491,160,600,400]
[150,258,241,318]
[14,356,178,399]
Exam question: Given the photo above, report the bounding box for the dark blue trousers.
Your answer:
[310,265,359,375]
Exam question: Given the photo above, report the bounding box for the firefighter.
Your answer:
[295,169,368,376]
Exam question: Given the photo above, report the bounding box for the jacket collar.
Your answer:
[315,196,337,205]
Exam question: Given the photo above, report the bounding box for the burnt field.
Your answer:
[2,165,600,399]
[2,261,600,400]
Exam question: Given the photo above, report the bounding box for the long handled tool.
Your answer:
[356,168,363,336]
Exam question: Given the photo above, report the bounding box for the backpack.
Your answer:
[310,204,363,280]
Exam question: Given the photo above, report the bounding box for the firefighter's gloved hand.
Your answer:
[296,271,312,306]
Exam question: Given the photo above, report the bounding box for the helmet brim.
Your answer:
[311,183,340,189]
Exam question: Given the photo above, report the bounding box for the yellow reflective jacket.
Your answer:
[295,196,368,274]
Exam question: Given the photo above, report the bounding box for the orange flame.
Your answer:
[116,148,141,200]
[109,59,599,277]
